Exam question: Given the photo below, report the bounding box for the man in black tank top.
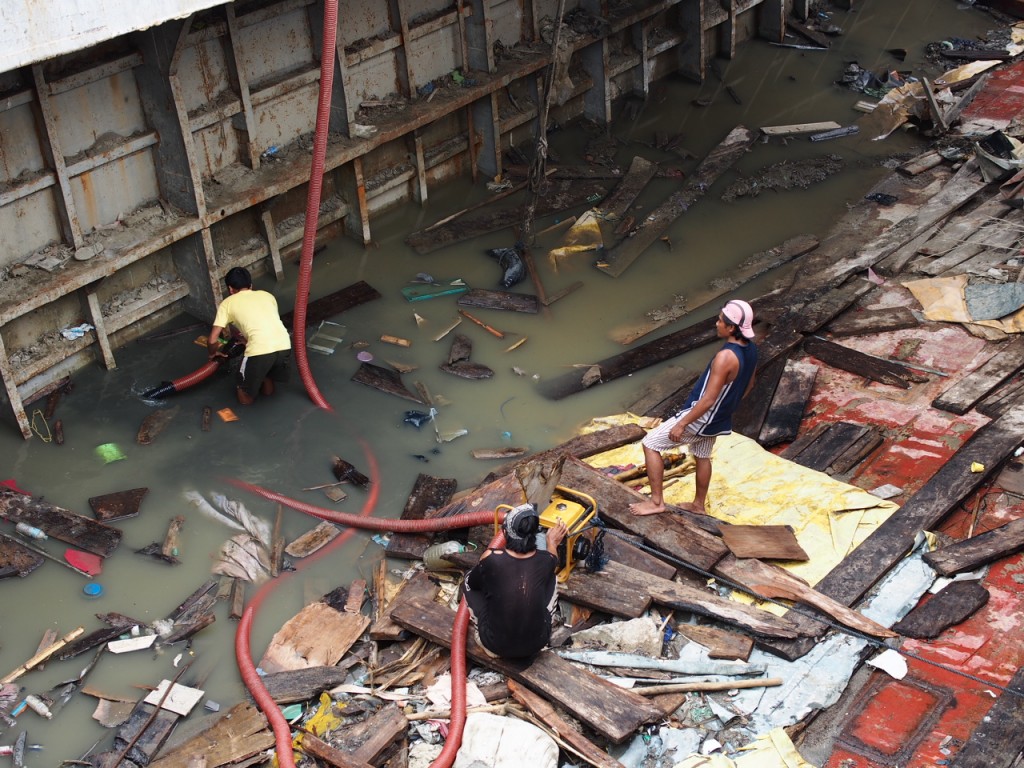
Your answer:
[463,505,568,658]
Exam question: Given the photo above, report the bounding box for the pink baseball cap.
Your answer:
[722,299,755,339]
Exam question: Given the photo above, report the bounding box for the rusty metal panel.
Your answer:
[490,1,524,46]
[0,0,225,73]
[347,55,404,103]
[176,40,234,115]
[253,85,318,155]
[0,194,64,267]
[0,104,47,181]
[408,25,460,87]
[51,71,148,157]
[340,0,394,44]
[193,122,244,179]
[69,150,161,231]
[235,10,314,89]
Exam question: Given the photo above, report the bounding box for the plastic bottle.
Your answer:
[15,522,47,540]
[24,694,52,719]
[423,541,465,571]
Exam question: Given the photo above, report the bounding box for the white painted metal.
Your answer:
[0,0,224,73]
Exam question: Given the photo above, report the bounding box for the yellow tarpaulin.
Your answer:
[674,728,817,768]
[548,209,604,270]
[903,274,1024,334]
[584,416,899,591]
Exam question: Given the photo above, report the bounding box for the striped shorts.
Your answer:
[641,408,718,459]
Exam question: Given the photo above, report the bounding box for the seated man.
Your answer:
[462,504,568,659]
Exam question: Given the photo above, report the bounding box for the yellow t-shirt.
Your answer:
[212,290,291,357]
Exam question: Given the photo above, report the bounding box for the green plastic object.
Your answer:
[95,443,126,464]
[400,282,468,302]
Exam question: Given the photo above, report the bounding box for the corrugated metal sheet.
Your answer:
[0,0,225,72]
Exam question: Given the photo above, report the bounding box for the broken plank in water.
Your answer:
[760,121,839,136]
[137,406,180,445]
[598,155,658,220]
[758,359,818,448]
[0,490,122,557]
[826,306,919,336]
[260,665,355,704]
[280,280,382,330]
[405,179,608,255]
[147,702,274,768]
[932,336,1024,415]
[471,447,529,460]
[351,362,425,403]
[596,126,758,277]
[0,534,44,577]
[610,233,818,344]
[110,698,181,766]
[88,488,148,522]
[457,288,539,313]
[259,601,369,674]
[391,594,663,743]
[923,516,1024,577]
[385,474,458,560]
[285,520,342,558]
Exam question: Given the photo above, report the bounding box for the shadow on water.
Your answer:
[0,1,998,760]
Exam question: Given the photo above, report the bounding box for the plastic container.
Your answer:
[423,541,465,571]
[83,582,103,599]
[24,695,52,719]
[15,523,47,540]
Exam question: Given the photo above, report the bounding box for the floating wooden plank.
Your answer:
[674,624,754,661]
[0,534,44,577]
[760,121,839,136]
[137,406,180,445]
[385,474,458,560]
[559,457,728,573]
[758,360,818,448]
[471,447,529,460]
[597,126,758,277]
[611,234,819,345]
[331,456,370,488]
[720,525,809,561]
[88,488,148,522]
[280,280,382,330]
[826,306,920,337]
[597,155,658,220]
[285,520,342,558]
[458,288,539,313]
[351,362,424,403]
[405,179,608,254]
[784,19,831,48]
[771,406,1024,660]
[0,490,122,557]
[111,699,180,766]
[606,560,802,639]
[391,594,664,743]
[948,666,1024,768]
[58,613,141,660]
[147,702,274,768]
[787,421,870,473]
[259,601,369,674]
[562,562,654,618]
[923,516,1024,576]
[932,336,1024,415]
[891,580,989,639]
[803,336,922,389]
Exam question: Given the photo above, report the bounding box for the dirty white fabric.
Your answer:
[453,712,557,768]
[571,615,663,656]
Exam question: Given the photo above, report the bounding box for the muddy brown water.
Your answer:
[0,2,998,761]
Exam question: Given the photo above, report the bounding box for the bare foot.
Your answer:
[677,501,708,516]
[630,500,666,516]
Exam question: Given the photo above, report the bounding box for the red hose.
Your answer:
[290,0,338,411]
[171,360,219,391]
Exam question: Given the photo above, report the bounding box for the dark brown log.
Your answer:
[826,306,919,337]
[280,280,382,330]
[458,288,539,313]
[803,336,923,389]
[923,516,1024,576]
[89,488,148,523]
[261,666,358,704]
[331,456,370,488]
[0,490,122,557]
[485,424,648,482]
[439,361,494,379]
[351,362,425,403]
[786,422,870,473]
[137,406,180,445]
[758,360,818,447]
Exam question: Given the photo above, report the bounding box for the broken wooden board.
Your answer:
[326,703,407,764]
[405,179,608,254]
[714,555,897,639]
[948,665,1024,768]
[826,306,920,337]
[148,702,274,768]
[720,525,809,561]
[385,473,458,560]
[597,155,658,220]
[803,336,924,389]
[795,281,877,334]
[280,280,382,330]
[485,424,648,481]
[829,427,884,476]
[259,601,369,673]
[538,313,720,400]
[0,490,122,557]
[559,456,728,573]
[110,699,180,766]
[351,362,425,403]
[758,359,818,448]
[770,406,1024,660]
[674,624,755,661]
[285,520,342,558]
[562,562,654,618]
[457,288,539,313]
[784,421,871,473]
[391,594,664,743]
[923,516,1024,576]
[760,121,839,136]
[602,560,802,639]
[734,354,788,440]
[914,194,1014,275]
[610,234,819,345]
[137,406,180,445]
[931,336,1024,415]
[300,732,375,768]
[891,580,989,639]
[602,531,677,581]
[88,488,148,522]
[0,534,44,577]
[59,613,142,660]
[597,126,758,277]
[929,206,1024,277]
[977,376,1024,418]
[369,569,439,641]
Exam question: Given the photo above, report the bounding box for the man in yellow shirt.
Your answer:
[208,267,292,405]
